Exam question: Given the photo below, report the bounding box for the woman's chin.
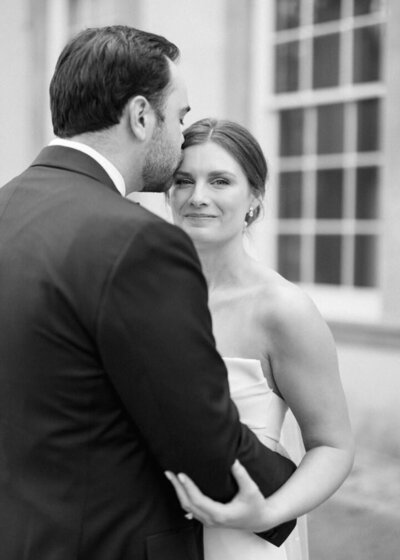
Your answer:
[182,225,215,243]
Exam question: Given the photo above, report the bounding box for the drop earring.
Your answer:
[244,206,255,230]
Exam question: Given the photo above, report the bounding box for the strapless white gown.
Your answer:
[203,357,308,560]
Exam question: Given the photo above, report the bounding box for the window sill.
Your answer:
[328,320,400,350]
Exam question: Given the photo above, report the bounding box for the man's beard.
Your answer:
[142,126,182,193]
[142,163,176,193]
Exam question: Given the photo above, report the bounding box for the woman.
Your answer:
[166,118,354,560]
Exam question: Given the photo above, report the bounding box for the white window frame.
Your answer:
[249,0,386,323]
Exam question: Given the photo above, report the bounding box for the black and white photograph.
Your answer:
[0,1,399,559]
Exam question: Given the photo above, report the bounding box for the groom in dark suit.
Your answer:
[0,26,295,559]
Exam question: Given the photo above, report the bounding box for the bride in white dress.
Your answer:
[166,118,354,560]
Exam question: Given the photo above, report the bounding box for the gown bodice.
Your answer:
[226,357,288,452]
[203,357,291,560]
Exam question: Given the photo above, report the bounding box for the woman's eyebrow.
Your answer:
[174,170,192,177]
[208,171,236,179]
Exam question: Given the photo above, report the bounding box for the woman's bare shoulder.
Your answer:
[251,264,327,336]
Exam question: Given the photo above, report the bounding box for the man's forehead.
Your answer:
[167,59,188,101]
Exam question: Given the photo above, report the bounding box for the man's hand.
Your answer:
[165,460,279,532]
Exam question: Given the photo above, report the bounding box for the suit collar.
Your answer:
[30,146,121,195]
[48,139,126,196]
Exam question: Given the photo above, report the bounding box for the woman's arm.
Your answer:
[262,284,354,526]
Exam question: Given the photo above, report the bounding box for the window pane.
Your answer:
[353,25,381,83]
[279,109,304,156]
[357,98,380,152]
[356,167,379,219]
[278,235,301,281]
[279,172,302,218]
[314,0,342,23]
[275,41,300,93]
[354,235,377,286]
[317,104,344,154]
[315,235,342,284]
[276,0,300,30]
[316,169,344,218]
[354,0,382,16]
[313,33,340,89]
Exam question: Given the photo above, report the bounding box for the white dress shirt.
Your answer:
[48,138,126,197]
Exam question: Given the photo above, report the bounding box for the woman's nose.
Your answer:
[188,184,209,207]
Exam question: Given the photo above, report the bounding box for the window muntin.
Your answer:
[273,0,385,289]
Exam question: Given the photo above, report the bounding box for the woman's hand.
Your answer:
[165,460,278,532]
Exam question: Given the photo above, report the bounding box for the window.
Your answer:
[317,104,344,154]
[279,171,303,218]
[276,0,301,30]
[275,41,300,92]
[272,0,385,292]
[314,0,342,23]
[313,33,340,89]
[279,109,304,155]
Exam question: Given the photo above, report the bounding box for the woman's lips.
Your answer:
[184,213,217,218]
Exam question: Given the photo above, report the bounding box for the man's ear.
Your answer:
[127,96,156,142]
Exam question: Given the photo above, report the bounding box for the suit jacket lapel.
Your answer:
[30,146,120,194]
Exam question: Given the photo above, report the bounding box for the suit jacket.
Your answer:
[0,146,296,560]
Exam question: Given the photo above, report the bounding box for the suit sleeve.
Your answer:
[96,220,296,546]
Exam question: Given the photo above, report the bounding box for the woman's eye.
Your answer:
[174,178,193,187]
[212,178,229,186]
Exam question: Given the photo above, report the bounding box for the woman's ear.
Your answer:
[249,195,263,222]
[250,196,261,212]
[127,96,156,142]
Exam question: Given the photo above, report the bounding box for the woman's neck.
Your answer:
[194,237,253,292]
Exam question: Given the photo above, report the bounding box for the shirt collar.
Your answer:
[48,138,126,197]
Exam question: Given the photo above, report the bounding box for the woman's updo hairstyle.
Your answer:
[182,118,267,226]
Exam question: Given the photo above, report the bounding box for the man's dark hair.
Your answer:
[50,25,180,137]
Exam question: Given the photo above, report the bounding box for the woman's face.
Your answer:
[170,141,255,246]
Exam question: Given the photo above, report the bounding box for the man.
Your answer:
[0,26,295,559]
